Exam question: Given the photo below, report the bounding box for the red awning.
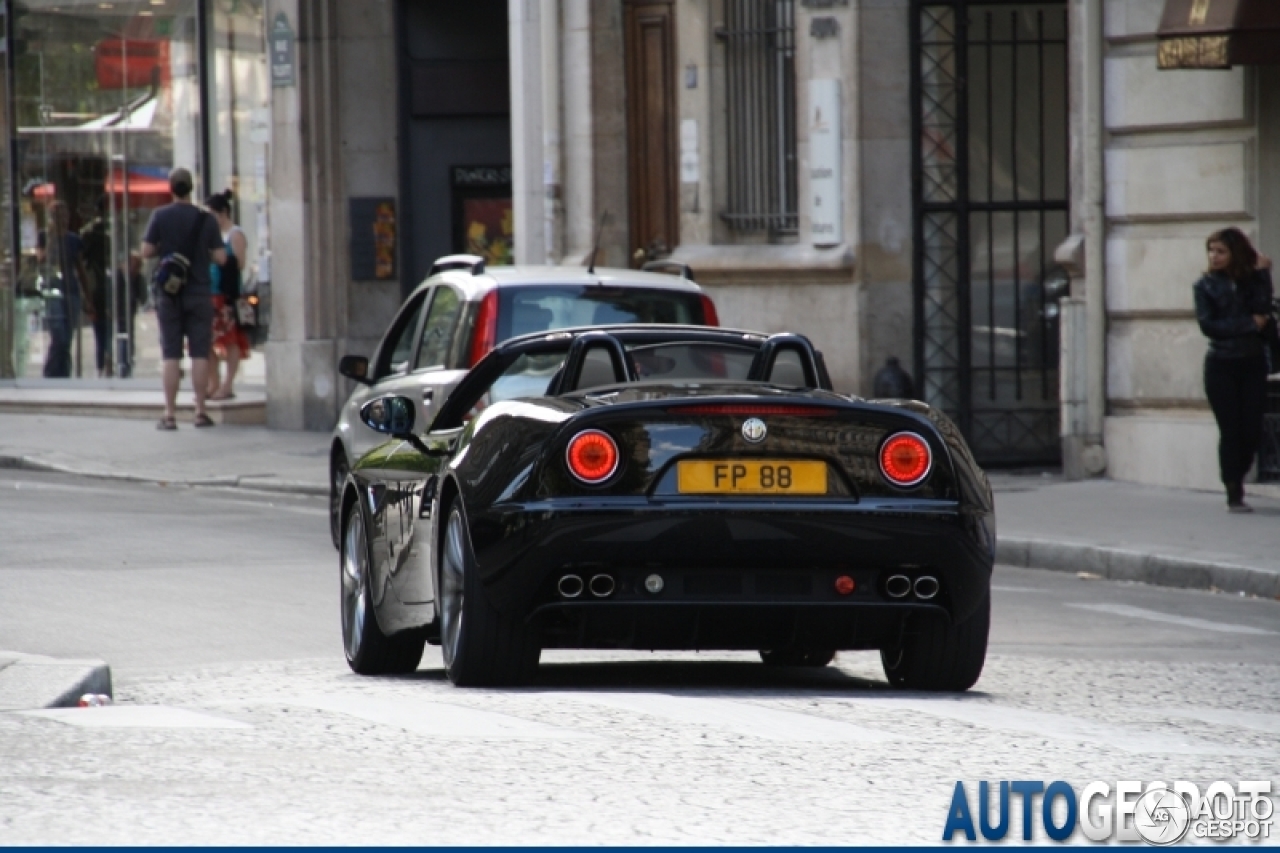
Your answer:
[105,169,171,207]
[95,38,171,90]
[1157,0,1280,68]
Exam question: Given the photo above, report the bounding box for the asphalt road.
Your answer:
[1,470,1277,844]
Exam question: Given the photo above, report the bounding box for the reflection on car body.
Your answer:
[338,324,996,692]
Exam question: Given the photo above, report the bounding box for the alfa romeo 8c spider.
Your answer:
[337,325,995,690]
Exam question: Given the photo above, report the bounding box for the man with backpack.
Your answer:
[141,167,227,430]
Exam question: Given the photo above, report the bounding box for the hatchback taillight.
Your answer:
[565,430,620,483]
[699,294,720,327]
[879,432,932,488]
[468,290,500,366]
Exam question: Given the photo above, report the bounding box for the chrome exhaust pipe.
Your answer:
[885,574,912,599]
[914,575,940,600]
[588,573,616,598]
[558,574,584,599]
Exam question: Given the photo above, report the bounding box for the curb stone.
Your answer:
[0,454,327,497]
[0,652,113,711]
[997,536,1280,599]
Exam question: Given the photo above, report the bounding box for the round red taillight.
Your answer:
[565,430,620,483]
[879,432,932,488]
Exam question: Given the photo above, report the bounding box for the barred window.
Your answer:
[718,0,798,236]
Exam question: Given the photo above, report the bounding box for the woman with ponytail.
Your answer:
[205,189,250,399]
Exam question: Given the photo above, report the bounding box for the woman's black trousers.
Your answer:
[1203,355,1268,487]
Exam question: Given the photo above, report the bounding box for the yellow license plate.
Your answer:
[677,460,827,495]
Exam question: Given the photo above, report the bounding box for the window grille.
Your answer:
[718,0,798,235]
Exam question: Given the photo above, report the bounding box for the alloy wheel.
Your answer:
[341,509,368,662]
[440,508,467,668]
[329,452,348,548]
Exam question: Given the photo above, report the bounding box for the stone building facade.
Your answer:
[1079,0,1280,490]
[263,0,1279,492]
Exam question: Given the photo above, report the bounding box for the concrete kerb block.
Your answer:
[0,653,112,711]
[234,478,328,498]
[994,538,1030,567]
[1102,548,1151,583]
[999,535,1279,598]
[1145,556,1214,590]
[1026,540,1082,574]
[1074,544,1112,577]
[0,452,317,494]
[1210,565,1280,599]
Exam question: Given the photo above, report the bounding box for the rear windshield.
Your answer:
[485,342,757,405]
[498,285,706,340]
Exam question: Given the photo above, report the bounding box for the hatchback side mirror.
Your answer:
[339,354,372,385]
[360,396,415,437]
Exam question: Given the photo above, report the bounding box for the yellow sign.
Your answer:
[1189,0,1212,27]
[677,460,828,495]
[1157,35,1230,69]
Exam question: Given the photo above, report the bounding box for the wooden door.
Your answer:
[624,1,678,264]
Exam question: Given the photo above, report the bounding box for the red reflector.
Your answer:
[834,575,856,596]
[879,432,932,487]
[698,294,720,327]
[669,404,835,417]
[468,290,500,367]
[566,430,620,483]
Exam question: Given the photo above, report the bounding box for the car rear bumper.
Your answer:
[467,500,994,646]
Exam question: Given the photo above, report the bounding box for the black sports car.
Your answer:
[337,325,996,690]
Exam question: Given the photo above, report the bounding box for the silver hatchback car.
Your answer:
[328,254,718,545]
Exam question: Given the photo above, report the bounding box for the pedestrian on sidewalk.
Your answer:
[81,196,112,377]
[1193,227,1275,513]
[40,201,94,379]
[204,189,250,401]
[113,251,147,378]
[141,167,227,430]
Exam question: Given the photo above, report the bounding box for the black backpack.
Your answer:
[152,210,208,296]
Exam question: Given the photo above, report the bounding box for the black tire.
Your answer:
[329,449,349,550]
[880,593,989,691]
[759,648,836,667]
[439,503,540,687]
[340,502,426,675]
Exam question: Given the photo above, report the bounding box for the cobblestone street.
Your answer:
[4,639,1278,843]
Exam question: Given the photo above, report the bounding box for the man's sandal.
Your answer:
[194,413,216,428]
[156,416,177,431]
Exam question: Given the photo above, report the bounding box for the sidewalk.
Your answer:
[990,471,1280,600]
[1,409,1276,599]
[0,410,327,496]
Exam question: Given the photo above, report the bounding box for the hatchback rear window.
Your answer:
[498,286,706,340]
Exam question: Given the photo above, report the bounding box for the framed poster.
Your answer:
[451,165,513,266]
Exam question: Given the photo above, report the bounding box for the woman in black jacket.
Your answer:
[1192,228,1274,512]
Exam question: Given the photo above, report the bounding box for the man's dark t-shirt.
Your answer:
[143,202,223,291]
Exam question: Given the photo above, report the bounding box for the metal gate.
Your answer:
[911,1,1069,465]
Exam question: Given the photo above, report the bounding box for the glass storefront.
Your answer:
[0,0,268,379]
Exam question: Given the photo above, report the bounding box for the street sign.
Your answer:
[271,13,296,88]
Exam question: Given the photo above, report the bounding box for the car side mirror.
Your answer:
[339,354,372,386]
[360,396,415,437]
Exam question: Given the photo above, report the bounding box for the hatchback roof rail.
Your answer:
[430,254,487,276]
[641,259,696,282]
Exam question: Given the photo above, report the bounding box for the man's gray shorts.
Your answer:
[155,286,213,360]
